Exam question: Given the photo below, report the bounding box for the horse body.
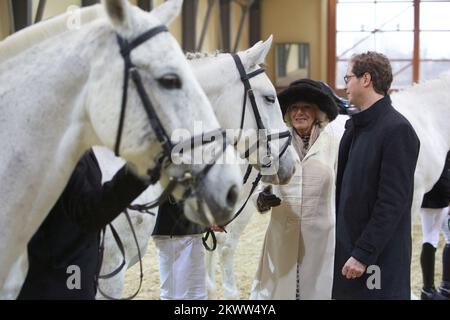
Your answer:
[96,38,299,299]
[0,0,243,298]
[391,76,450,218]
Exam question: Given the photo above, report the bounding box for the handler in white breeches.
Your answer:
[419,151,450,300]
[152,197,208,300]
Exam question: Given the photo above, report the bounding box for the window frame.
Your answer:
[328,0,450,89]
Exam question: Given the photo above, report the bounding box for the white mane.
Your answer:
[0,5,103,63]
[185,50,221,60]
[185,50,266,71]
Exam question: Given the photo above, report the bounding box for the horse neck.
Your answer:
[392,79,450,150]
[0,21,108,206]
[2,21,105,144]
[0,23,111,281]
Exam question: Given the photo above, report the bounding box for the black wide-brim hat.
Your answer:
[278,78,338,122]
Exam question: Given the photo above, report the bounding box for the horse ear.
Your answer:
[103,0,133,34]
[151,0,183,26]
[241,35,273,68]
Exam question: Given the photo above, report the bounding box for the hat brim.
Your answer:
[278,83,338,122]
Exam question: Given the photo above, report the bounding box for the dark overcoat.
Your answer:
[332,95,420,300]
[18,150,148,300]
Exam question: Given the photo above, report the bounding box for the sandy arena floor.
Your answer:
[123,212,445,300]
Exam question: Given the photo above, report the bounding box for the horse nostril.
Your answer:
[292,166,296,175]
[226,185,239,208]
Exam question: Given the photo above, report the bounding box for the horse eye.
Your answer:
[264,95,275,104]
[158,74,182,89]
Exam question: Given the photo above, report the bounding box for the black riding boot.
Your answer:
[421,243,437,299]
[439,244,450,299]
[421,243,436,291]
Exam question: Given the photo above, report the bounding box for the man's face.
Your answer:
[344,63,362,108]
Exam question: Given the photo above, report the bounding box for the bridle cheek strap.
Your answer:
[114,26,171,157]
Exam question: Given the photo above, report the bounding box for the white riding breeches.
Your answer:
[442,208,450,244]
[154,235,207,300]
[421,207,449,248]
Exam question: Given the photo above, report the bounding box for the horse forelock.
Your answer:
[0,5,104,64]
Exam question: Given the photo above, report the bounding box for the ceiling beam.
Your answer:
[232,0,254,52]
[137,0,154,12]
[182,0,198,52]
[219,0,231,52]
[197,0,215,52]
[34,0,47,23]
[11,0,32,32]
[249,0,260,47]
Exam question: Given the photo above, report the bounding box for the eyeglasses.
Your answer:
[343,74,356,84]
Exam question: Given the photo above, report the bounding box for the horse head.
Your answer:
[189,36,298,185]
[81,0,243,225]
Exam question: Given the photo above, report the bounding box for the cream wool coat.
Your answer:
[250,127,339,300]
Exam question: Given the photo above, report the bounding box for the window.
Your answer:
[330,0,450,89]
[419,0,450,81]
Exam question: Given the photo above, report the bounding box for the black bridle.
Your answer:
[202,54,293,251]
[97,25,230,299]
[230,53,292,169]
[114,25,171,160]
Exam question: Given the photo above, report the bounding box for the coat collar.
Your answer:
[352,95,392,127]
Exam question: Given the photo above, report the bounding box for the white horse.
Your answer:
[0,0,244,299]
[206,72,450,299]
[95,37,299,299]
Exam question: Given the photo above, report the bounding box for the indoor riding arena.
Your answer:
[1,0,449,303]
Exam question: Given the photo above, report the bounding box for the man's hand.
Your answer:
[256,185,281,213]
[342,256,367,279]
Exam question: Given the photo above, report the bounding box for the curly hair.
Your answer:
[350,52,393,95]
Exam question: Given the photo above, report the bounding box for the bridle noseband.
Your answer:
[115,25,172,159]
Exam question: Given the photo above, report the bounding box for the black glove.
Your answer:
[256,185,281,213]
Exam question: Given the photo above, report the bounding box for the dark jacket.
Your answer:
[422,151,450,209]
[152,197,205,236]
[332,95,420,300]
[18,149,148,300]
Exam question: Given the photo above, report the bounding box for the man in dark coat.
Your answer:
[18,149,149,299]
[332,52,420,299]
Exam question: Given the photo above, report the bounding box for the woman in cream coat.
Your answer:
[250,79,339,300]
